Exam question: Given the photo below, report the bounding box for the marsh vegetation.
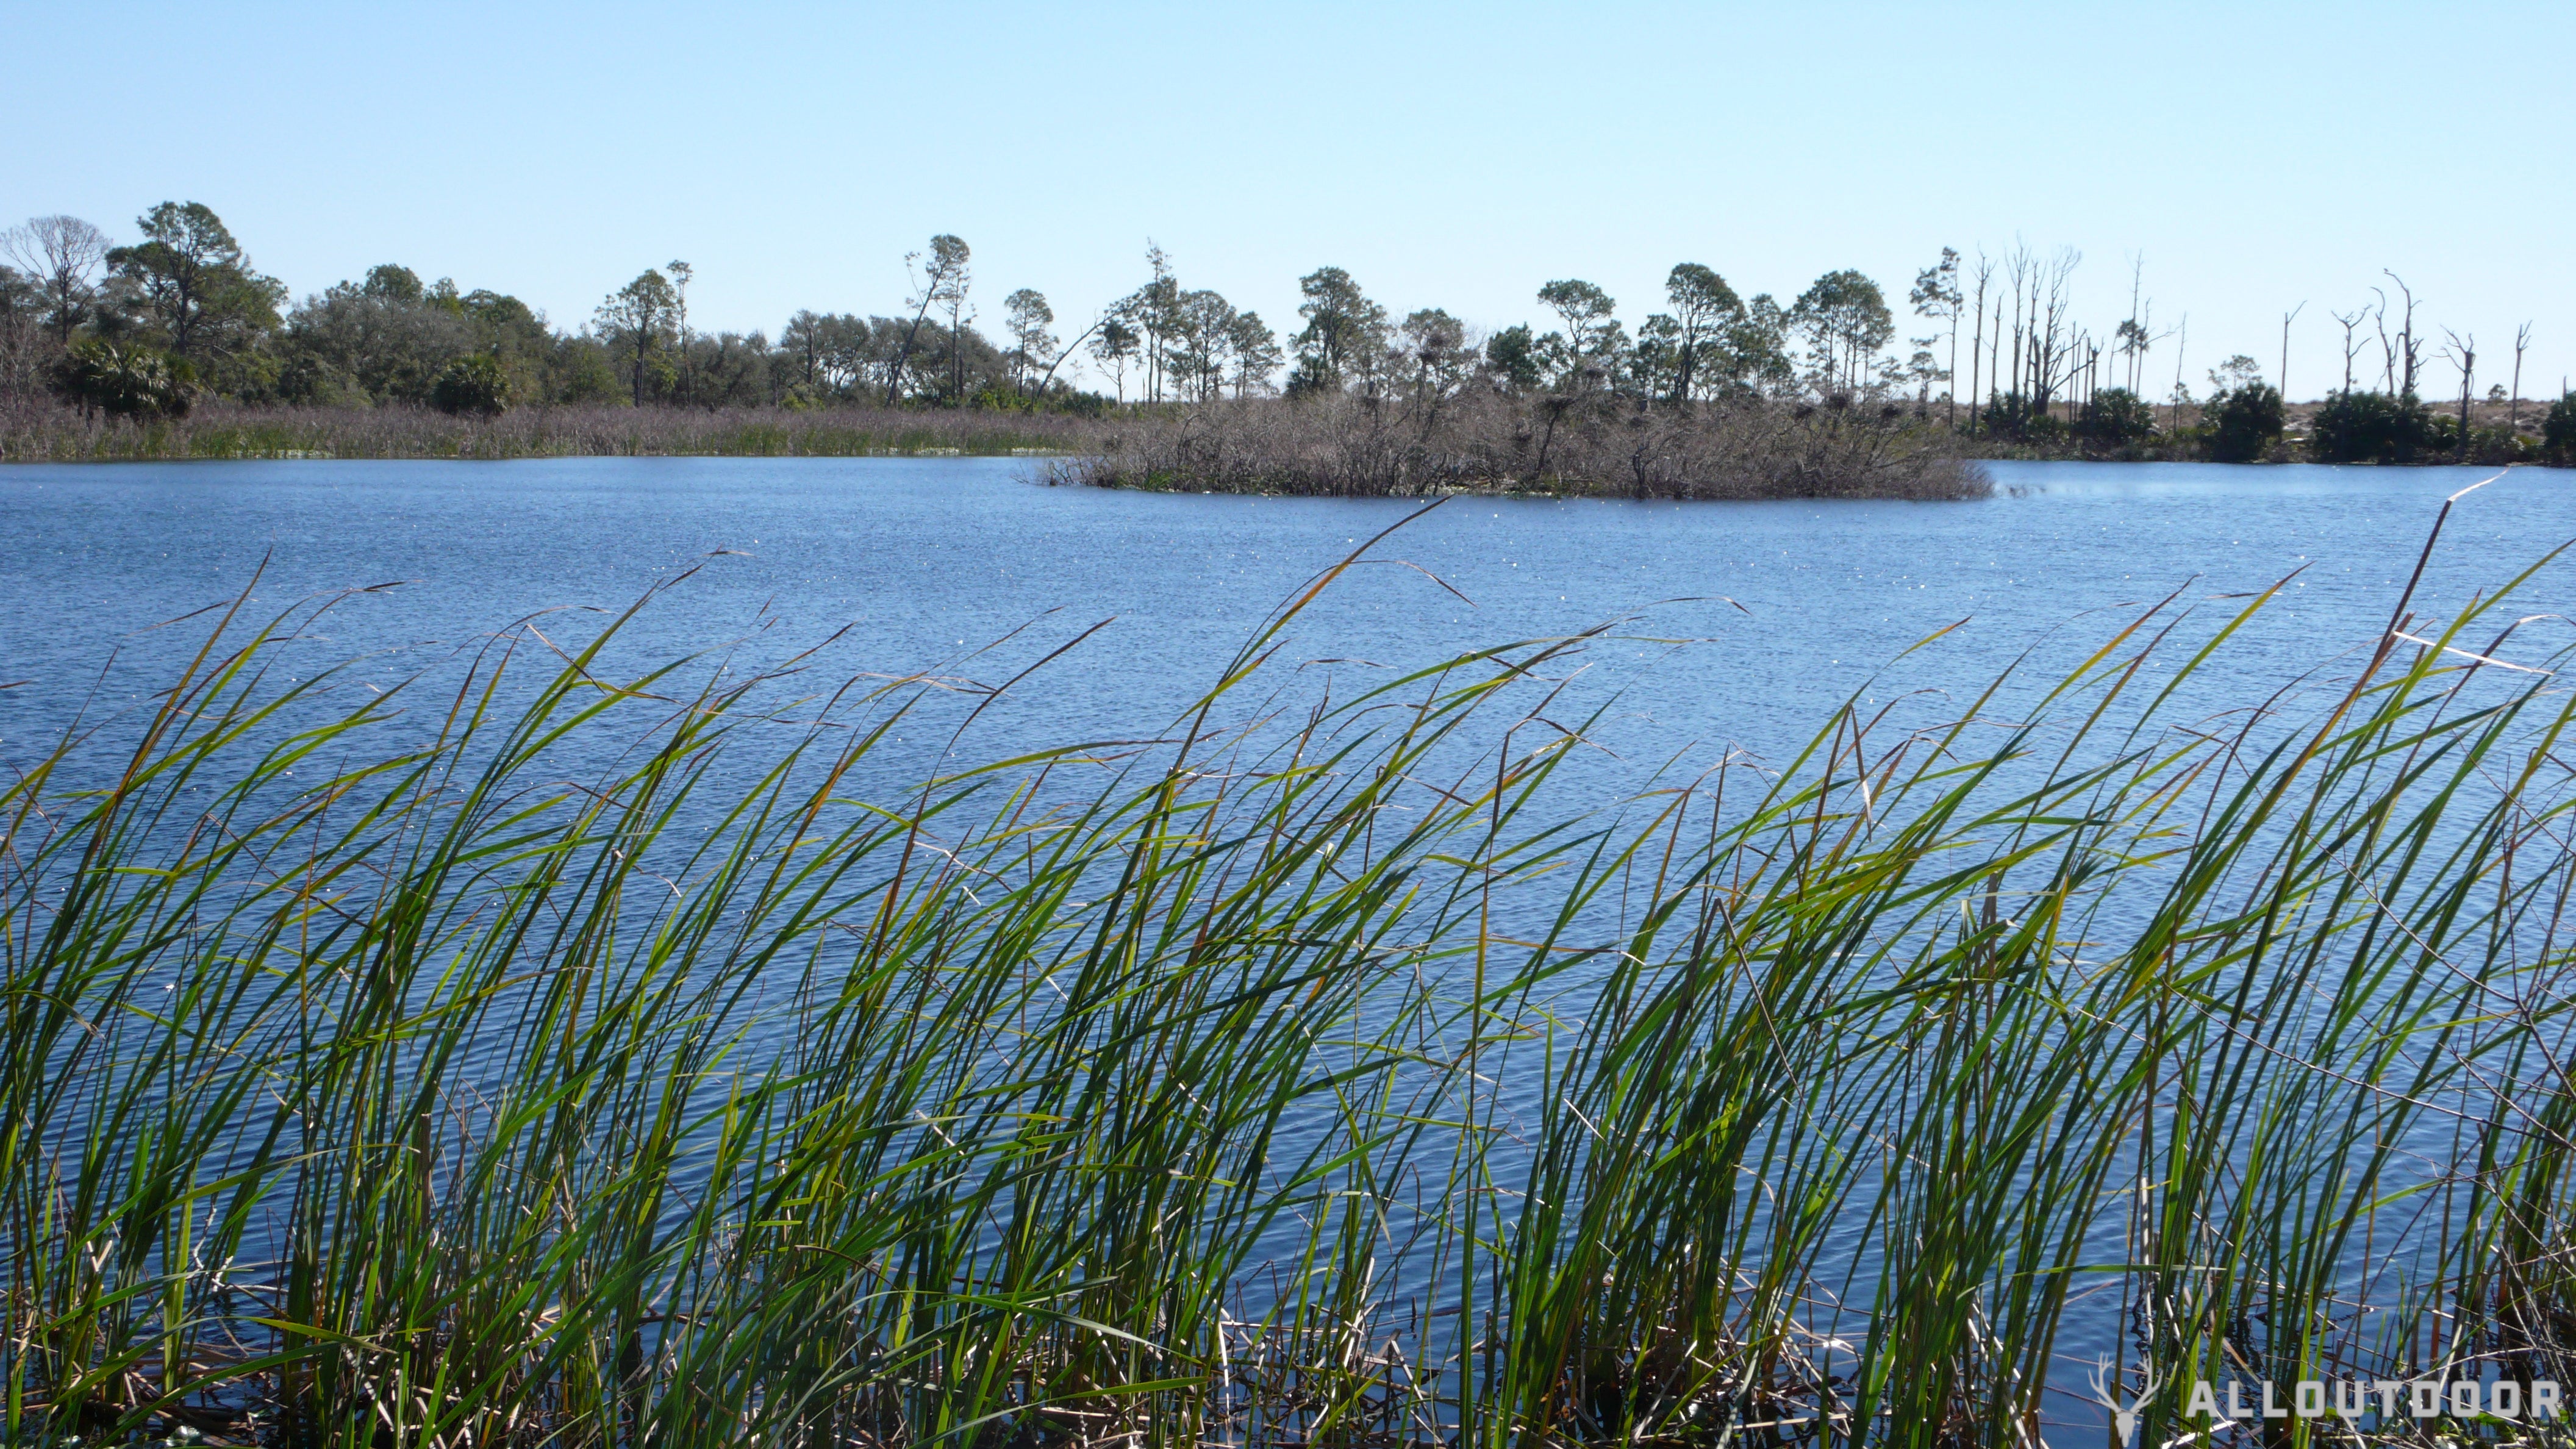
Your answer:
[9,495,2576,1445]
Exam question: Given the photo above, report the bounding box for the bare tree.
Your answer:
[2002,244,2027,413]
[2,215,110,346]
[2380,272,2423,396]
[2511,323,2532,432]
[1976,243,2083,424]
[1965,252,1992,434]
[2278,301,2303,399]
[2370,289,2395,393]
[2442,329,2475,454]
[2169,316,2189,431]
[2330,306,2370,394]
[2023,246,2081,415]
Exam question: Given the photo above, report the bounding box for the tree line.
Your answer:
[0,201,1932,420]
[5,201,2571,464]
[1898,247,2574,464]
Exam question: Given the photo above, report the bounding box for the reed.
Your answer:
[0,398,1106,463]
[5,497,2574,1446]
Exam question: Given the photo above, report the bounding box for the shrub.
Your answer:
[2202,382,2284,463]
[2075,387,2157,449]
[431,352,511,418]
[2306,389,2433,463]
[2546,393,2576,464]
[1975,391,2043,442]
[48,338,196,420]
[2467,423,2534,465]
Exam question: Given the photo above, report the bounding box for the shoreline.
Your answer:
[4,399,2563,480]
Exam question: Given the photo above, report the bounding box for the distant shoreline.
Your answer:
[0,399,1100,465]
[3,398,2563,479]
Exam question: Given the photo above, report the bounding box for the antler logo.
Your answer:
[2089,1358,2163,1447]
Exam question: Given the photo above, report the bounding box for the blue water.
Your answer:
[4,456,2568,1433]
[4,457,2560,800]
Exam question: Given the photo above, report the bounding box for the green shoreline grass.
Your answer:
[9,503,2576,1446]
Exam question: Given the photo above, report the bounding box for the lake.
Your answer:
[3,457,2556,800]
[3,456,2566,1436]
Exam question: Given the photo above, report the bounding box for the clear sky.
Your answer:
[7,0,2569,400]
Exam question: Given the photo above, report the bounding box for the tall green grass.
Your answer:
[8,496,2576,1446]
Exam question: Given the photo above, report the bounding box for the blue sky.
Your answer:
[7,0,2569,398]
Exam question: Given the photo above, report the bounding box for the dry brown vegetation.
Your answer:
[1063,390,1991,500]
[0,397,1103,462]
[2,390,1991,502]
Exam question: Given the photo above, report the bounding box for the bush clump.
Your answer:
[431,352,512,418]
[2075,387,2158,451]
[49,338,196,420]
[2546,393,2576,465]
[2306,389,2435,463]
[2202,382,2284,463]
